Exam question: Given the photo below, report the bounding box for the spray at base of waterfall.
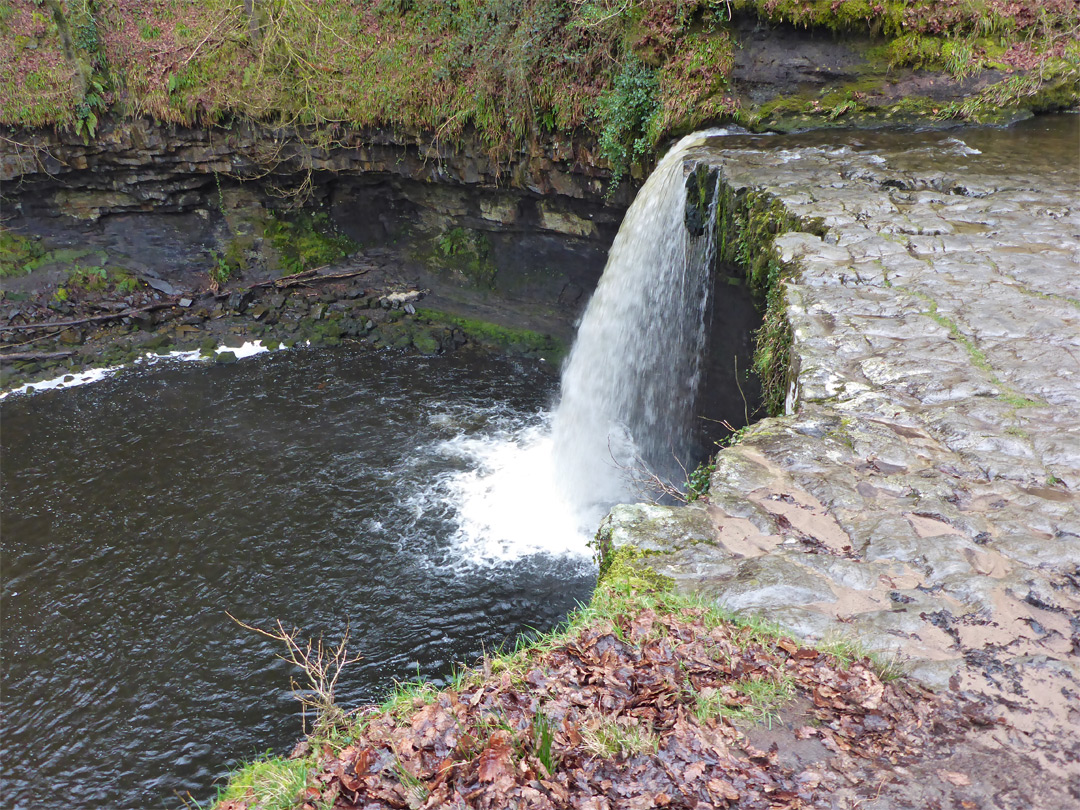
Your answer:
[434,416,597,566]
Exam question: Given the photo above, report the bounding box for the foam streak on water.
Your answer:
[0,340,270,400]
[551,130,725,517]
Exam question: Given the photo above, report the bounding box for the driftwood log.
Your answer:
[1,350,76,361]
[1,301,177,332]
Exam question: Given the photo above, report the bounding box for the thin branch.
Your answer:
[2,301,179,332]
[0,350,76,361]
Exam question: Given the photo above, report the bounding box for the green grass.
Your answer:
[379,667,442,719]
[5,1,1074,170]
[814,634,906,683]
[212,755,310,810]
[691,673,796,727]
[580,717,660,758]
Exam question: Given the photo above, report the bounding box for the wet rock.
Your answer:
[227,290,251,313]
[141,275,180,296]
[699,556,837,612]
[215,350,237,364]
[610,122,1080,797]
[139,334,172,352]
[129,310,155,330]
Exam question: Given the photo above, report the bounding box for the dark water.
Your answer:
[709,111,1080,176]
[1,348,594,809]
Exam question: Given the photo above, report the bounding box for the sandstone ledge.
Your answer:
[602,117,1080,803]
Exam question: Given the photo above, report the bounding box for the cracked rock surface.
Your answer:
[603,116,1079,807]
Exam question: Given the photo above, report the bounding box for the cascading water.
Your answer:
[551,130,724,519]
[443,130,725,557]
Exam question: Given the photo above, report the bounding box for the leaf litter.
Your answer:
[220,592,985,810]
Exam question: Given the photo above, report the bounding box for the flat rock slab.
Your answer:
[604,118,1080,807]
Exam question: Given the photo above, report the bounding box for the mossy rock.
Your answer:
[139,334,173,352]
[412,329,440,355]
[595,542,674,594]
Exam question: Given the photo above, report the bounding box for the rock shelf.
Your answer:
[603,119,1079,807]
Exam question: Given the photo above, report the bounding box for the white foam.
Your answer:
[1,340,274,400]
[438,421,595,564]
[221,341,270,360]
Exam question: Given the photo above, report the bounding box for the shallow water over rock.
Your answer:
[1,348,594,809]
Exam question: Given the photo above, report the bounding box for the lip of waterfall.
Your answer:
[550,129,729,514]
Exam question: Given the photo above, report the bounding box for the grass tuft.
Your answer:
[213,755,309,810]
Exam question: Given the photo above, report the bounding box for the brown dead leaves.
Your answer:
[294,601,956,810]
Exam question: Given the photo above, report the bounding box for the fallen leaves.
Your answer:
[280,599,964,810]
[477,731,515,787]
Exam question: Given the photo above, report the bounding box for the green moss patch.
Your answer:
[263,212,357,276]
[0,229,47,277]
[705,173,826,416]
[414,308,565,363]
[432,227,497,288]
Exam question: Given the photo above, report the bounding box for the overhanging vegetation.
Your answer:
[3,1,1077,179]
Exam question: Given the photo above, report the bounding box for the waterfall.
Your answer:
[551,130,724,518]
[441,130,725,562]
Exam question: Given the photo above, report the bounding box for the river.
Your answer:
[1,347,594,808]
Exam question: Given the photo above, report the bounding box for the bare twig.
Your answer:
[607,438,688,505]
[180,10,241,65]
[246,265,373,290]
[0,331,64,350]
[228,612,362,737]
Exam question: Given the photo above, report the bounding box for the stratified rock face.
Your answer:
[603,116,1080,804]
[0,117,625,317]
[1,117,621,202]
